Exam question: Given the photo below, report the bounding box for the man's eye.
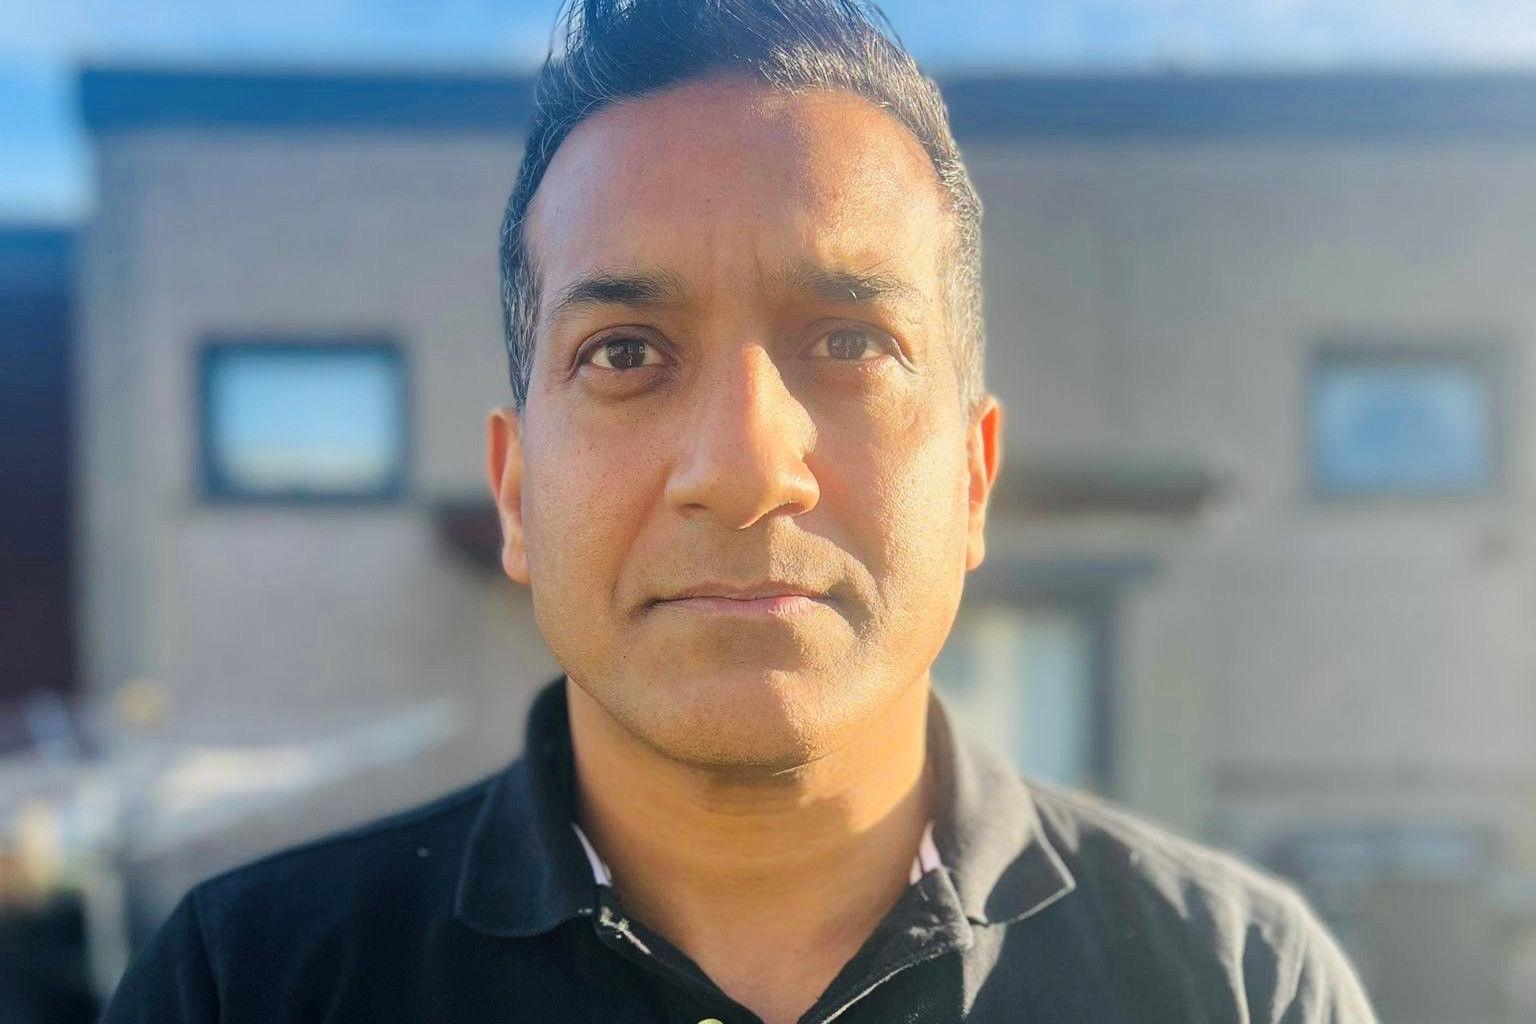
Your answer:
[586,336,662,370]
[809,327,886,361]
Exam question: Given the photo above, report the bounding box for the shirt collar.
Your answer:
[925,681,1078,924]
[454,677,1075,937]
[453,680,595,937]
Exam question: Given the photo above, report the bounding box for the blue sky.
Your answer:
[4,0,1536,221]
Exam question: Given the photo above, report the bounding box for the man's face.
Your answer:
[489,77,1001,769]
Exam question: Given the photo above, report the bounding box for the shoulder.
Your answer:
[191,772,493,931]
[1030,780,1307,934]
[1024,781,1376,1022]
[103,772,507,1023]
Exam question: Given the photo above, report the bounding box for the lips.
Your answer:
[648,580,833,616]
[660,581,826,602]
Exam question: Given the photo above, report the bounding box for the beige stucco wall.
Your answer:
[966,137,1536,857]
[78,121,1536,895]
[77,131,560,819]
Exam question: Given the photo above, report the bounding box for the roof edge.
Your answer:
[78,65,1536,141]
[0,225,75,292]
[80,65,538,135]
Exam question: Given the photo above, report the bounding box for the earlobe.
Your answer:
[486,406,530,584]
[965,396,1003,572]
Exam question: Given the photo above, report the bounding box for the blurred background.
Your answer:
[5,1,1536,1020]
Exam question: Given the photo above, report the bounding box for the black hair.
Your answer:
[499,0,984,410]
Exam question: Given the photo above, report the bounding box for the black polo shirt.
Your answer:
[103,679,1376,1023]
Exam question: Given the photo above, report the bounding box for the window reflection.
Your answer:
[200,341,406,501]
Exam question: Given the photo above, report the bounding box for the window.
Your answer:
[1308,346,1499,498]
[931,603,1103,788]
[199,339,407,501]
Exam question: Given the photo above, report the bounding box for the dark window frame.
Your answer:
[196,335,410,505]
[955,556,1156,796]
[1305,339,1507,502]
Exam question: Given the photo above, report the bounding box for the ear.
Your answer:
[486,406,530,584]
[965,395,1003,572]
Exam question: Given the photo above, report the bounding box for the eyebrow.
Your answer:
[544,261,921,328]
[779,261,920,306]
[547,269,686,324]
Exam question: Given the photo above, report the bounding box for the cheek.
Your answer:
[521,417,659,626]
[888,431,970,577]
[829,399,971,606]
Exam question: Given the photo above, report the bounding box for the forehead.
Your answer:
[523,76,952,305]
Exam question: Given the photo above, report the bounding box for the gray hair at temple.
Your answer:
[498,0,986,412]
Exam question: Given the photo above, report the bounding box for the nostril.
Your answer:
[664,444,819,529]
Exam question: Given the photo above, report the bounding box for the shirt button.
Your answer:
[696,1019,725,1024]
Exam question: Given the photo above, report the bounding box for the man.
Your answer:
[103,1,1377,1022]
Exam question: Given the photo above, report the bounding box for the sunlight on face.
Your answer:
[512,77,985,769]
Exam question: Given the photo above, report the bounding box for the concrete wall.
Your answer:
[966,137,1536,982]
[79,120,1536,982]
[77,130,560,811]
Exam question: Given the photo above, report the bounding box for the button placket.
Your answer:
[799,870,974,1024]
[591,891,761,1024]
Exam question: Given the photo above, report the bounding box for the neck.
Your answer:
[566,676,933,1024]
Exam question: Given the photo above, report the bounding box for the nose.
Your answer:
[664,343,819,529]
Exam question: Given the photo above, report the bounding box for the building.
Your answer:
[62,67,1536,1021]
[1,227,76,731]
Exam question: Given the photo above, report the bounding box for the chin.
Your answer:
[614,662,874,771]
